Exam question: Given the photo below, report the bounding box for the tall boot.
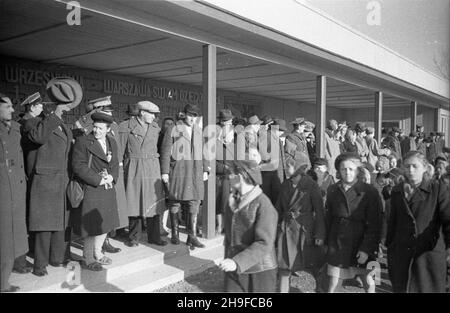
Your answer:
[186,213,205,249]
[169,212,180,245]
[147,216,168,246]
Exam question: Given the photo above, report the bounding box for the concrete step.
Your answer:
[11,233,224,293]
[73,243,224,293]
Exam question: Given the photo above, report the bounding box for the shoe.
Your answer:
[125,240,139,247]
[2,285,20,292]
[170,212,180,245]
[95,256,112,265]
[147,215,168,246]
[12,266,32,274]
[49,262,65,268]
[186,213,205,249]
[148,239,168,246]
[102,239,121,254]
[32,267,48,277]
[160,229,169,237]
[82,262,104,272]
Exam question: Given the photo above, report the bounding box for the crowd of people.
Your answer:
[1,76,449,293]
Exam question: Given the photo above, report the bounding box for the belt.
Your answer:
[127,153,159,159]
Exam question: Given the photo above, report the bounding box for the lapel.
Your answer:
[233,186,263,212]
[338,181,364,215]
[142,122,159,148]
[409,179,431,204]
[86,134,108,162]
[394,183,417,221]
[53,124,67,142]
[129,117,147,140]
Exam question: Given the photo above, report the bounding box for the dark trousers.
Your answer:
[128,216,162,243]
[168,200,200,214]
[33,230,68,270]
[13,254,27,270]
[13,233,35,270]
[224,268,277,292]
[261,170,282,206]
[1,258,14,291]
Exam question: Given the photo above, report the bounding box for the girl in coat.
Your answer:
[386,151,450,293]
[72,112,120,271]
[218,159,279,292]
[277,158,326,292]
[325,153,383,293]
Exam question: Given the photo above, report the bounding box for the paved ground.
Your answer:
[155,249,393,293]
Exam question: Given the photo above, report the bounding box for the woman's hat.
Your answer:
[91,112,114,124]
[46,77,83,109]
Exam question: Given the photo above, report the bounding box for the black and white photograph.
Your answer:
[0,0,449,298]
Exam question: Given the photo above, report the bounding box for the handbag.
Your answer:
[67,152,92,208]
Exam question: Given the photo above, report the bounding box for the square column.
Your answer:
[201,44,217,239]
[374,92,383,144]
[316,75,326,157]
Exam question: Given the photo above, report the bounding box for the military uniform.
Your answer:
[0,121,29,290]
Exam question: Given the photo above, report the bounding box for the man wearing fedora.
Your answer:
[119,101,167,247]
[26,77,82,276]
[160,104,209,249]
[259,118,289,205]
[245,115,262,153]
[0,93,29,291]
[285,117,311,171]
[382,127,403,163]
[216,109,235,235]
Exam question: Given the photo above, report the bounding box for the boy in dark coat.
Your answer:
[387,151,450,293]
[325,153,383,293]
[218,159,278,292]
[276,158,326,292]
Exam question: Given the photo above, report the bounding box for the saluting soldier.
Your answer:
[12,92,44,274]
[0,94,29,292]
[27,78,82,277]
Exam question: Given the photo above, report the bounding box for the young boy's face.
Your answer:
[435,160,449,177]
[286,164,295,178]
[314,165,327,175]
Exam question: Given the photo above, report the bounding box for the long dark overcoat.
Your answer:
[159,120,208,201]
[0,121,28,268]
[386,179,450,293]
[325,181,383,268]
[27,113,72,231]
[276,175,326,271]
[285,131,311,169]
[72,133,120,237]
[108,122,129,228]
